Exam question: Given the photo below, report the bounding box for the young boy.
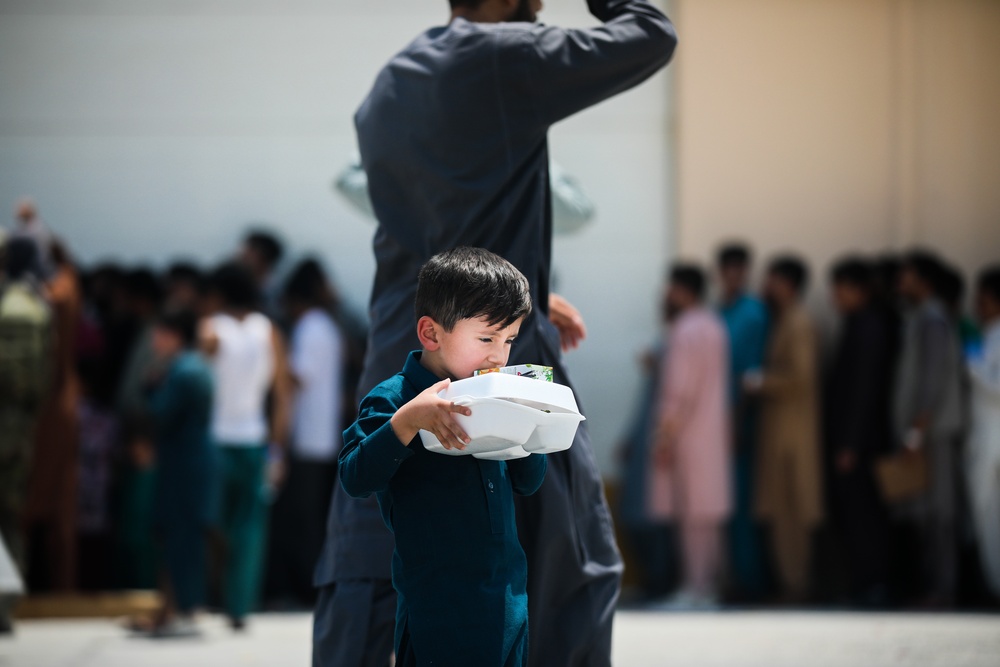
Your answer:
[338,247,547,667]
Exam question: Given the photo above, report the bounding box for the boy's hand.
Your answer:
[390,379,473,450]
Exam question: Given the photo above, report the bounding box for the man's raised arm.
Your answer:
[518,0,677,126]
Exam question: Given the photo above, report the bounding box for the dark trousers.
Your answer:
[267,456,336,606]
[312,579,396,667]
[515,421,622,667]
[727,447,768,600]
[160,520,208,614]
[830,462,889,597]
[623,523,678,598]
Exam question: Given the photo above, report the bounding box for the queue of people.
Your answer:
[620,243,1000,611]
[0,204,363,637]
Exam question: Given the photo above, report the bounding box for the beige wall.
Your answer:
[671,0,1000,295]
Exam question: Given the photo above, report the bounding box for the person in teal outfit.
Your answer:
[142,308,216,636]
[716,243,770,601]
[339,248,547,667]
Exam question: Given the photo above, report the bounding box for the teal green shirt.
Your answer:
[339,351,546,666]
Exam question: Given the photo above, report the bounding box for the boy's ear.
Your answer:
[416,315,442,351]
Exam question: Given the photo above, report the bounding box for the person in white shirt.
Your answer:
[267,259,345,606]
[967,266,1000,599]
[201,261,292,630]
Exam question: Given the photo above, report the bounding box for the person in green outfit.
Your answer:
[135,308,216,637]
[201,262,292,630]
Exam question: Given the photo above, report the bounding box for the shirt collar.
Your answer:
[402,350,442,393]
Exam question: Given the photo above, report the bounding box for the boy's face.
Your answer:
[421,315,523,380]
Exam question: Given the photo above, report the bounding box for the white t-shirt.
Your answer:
[290,308,344,462]
[209,312,274,445]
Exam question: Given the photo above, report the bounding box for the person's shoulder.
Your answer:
[360,371,409,411]
[172,352,214,387]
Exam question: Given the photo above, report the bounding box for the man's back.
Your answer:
[356,5,676,392]
[317,4,676,666]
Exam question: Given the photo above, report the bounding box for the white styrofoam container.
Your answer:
[418,374,585,459]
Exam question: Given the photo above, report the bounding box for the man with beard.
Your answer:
[312,1,676,666]
[826,258,895,606]
[744,256,823,604]
[650,265,731,609]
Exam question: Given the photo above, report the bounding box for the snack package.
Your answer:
[474,364,553,383]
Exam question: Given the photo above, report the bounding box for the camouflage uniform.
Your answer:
[0,280,51,625]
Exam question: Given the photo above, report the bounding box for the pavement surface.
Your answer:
[1,611,999,667]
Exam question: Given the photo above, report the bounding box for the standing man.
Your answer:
[313,1,677,665]
[745,256,823,604]
[967,266,1000,600]
[894,251,964,608]
[826,258,895,606]
[715,242,769,602]
[0,239,51,633]
[650,265,731,609]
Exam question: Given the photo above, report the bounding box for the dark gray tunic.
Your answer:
[315,2,676,665]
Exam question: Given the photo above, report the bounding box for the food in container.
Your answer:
[419,371,584,459]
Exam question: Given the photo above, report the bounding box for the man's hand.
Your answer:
[549,293,587,352]
[390,379,473,450]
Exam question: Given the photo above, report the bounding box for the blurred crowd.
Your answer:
[0,200,365,636]
[2,198,998,639]
[618,243,1000,612]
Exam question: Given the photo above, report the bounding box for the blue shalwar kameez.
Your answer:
[719,294,769,599]
[315,3,677,665]
[339,352,546,667]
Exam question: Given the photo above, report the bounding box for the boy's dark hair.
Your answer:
[209,261,260,311]
[768,255,809,294]
[978,266,1000,304]
[717,242,751,269]
[156,307,198,347]
[244,230,284,268]
[415,247,531,331]
[830,257,873,291]
[670,263,706,300]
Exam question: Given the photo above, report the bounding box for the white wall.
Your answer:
[672,0,1000,299]
[0,0,675,477]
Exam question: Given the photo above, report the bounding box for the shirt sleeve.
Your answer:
[508,453,547,496]
[517,0,677,126]
[338,392,415,498]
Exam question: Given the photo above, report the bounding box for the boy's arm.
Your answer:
[338,395,415,498]
[508,453,547,496]
[339,379,473,498]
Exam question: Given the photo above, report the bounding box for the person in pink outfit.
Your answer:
[649,264,732,609]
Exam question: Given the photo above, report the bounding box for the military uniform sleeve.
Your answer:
[517,0,677,125]
[508,453,547,496]
[338,392,415,498]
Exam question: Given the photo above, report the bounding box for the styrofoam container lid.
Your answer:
[419,390,584,458]
[439,373,581,414]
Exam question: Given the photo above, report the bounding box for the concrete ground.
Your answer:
[1,611,999,667]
